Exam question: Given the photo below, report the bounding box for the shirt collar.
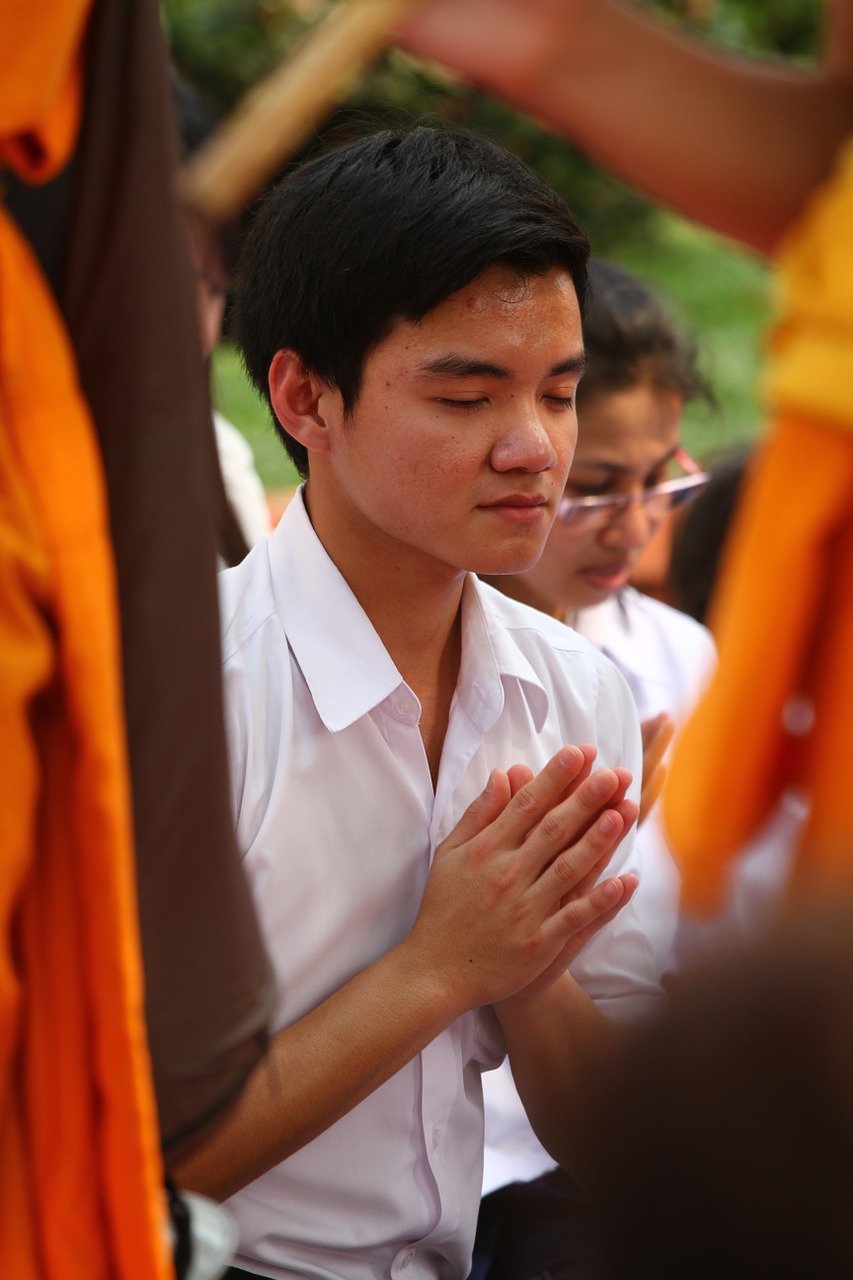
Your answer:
[267,490,551,734]
[267,489,402,731]
[575,589,667,688]
[459,577,551,734]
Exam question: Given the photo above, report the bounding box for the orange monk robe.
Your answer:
[0,4,172,1277]
[663,137,853,912]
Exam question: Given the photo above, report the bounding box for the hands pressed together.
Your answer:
[408,743,639,1014]
[173,743,638,1197]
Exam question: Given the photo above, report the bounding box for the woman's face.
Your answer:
[522,379,684,613]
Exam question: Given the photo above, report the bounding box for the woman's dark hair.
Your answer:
[233,123,590,477]
[668,445,752,625]
[579,259,713,408]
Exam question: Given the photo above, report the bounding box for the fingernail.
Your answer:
[590,771,614,799]
[599,810,619,835]
[600,877,622,902]
[557,747,579,769]
[485,769,496,793]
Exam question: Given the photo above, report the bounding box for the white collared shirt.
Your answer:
[218,492,669,1280]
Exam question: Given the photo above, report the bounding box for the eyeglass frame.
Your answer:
[556,447,709,528]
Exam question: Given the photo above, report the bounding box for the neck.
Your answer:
[304,482,466,783]
[365,585,465,789]
[482,573,576,626]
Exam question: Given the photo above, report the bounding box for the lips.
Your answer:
[480,493,548,509]
[581,562,632,592]
[479,493,550,525]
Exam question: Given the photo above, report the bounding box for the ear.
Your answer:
[268,349,337,458]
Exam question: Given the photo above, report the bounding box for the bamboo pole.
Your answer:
[181,0,423,222]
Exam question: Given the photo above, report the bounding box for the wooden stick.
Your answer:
[181,0,422,222]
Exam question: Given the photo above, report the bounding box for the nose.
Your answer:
[599,496,660,550]
[490,406,560,473]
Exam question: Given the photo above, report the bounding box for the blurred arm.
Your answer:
[400,0,853,254]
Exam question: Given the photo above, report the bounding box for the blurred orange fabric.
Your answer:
[664,139,853,911]
[0,4,172,1276]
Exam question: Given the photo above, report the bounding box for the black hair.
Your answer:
[579,259,713,408]
[233,123,590,477]
[668,445,752,626]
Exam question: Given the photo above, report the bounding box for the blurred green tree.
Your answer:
[163,0,821,251]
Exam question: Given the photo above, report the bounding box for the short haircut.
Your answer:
[233,123,591,477]
[578,259,713,408]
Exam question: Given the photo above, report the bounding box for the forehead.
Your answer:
[366,264,583,373]
[573,382,684,463]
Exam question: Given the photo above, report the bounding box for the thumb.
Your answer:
[437,768,512,855]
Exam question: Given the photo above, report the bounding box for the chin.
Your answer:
[480,559,543,582]
[572,581,614,612]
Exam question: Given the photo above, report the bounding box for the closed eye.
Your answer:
[435,397,488,410]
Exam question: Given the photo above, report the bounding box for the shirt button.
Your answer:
[395,697,416,717]
[432,1127,442,1149]
[401,1250,415,1268]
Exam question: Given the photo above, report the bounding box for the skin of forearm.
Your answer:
[169,939,472,1200]
[465,0,853,255]
[496,971,621,1183]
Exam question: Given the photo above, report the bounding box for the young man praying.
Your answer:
[175,125,675,1280]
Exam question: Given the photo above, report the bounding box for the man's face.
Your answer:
[308,263,585,583]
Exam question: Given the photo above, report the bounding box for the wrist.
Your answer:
[388,934,474,1030]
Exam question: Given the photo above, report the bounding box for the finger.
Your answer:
[547,873,640,963]
[483,745,590,847]
[643,714,675,780]
[639,714,674,825]
[557,743,596,797]
[640,711,668,753]
[639,760,667,825]
[437,767,512,853]
[525,765,633,869]
[568,872,640,948]
[506,763,534,797]
[564,797,640,901]
[508,744,595,829]
[566,766,635,845]
[538,801,629,903]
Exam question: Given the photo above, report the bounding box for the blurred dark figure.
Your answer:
[584,900,853,1280]
[6,0,274,1165]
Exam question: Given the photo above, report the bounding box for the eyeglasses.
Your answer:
[557,447,709,530]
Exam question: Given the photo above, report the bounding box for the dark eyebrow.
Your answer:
[549,355,587,379]
[575,445,680,476]
[417,352,586,380]
[418,354,510,379]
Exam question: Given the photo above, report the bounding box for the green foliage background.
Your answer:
[164,0,820,490]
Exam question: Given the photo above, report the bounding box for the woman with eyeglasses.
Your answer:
[471,260,718,1280]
